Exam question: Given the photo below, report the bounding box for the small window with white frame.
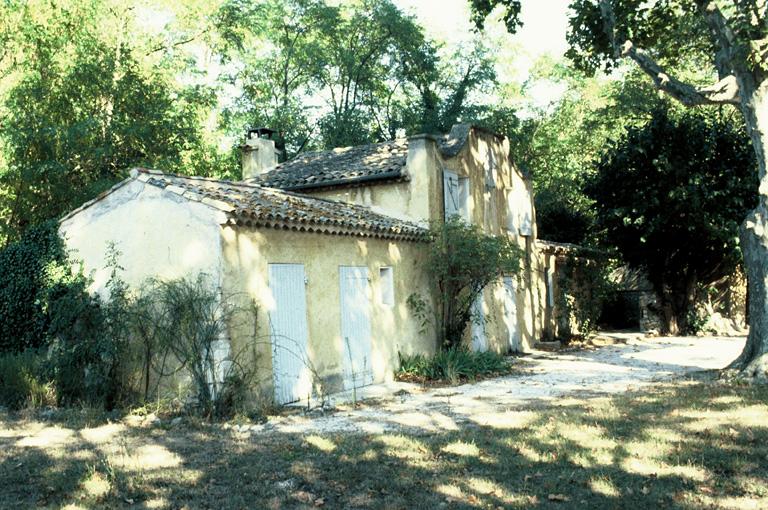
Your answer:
[379,267,395,306]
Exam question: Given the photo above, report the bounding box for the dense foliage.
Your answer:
[411,217,522,349]
[565,1,768,373]
[216,0,496,157]
[0,0,502,245]
[0,0,217,244]
[0,221,73,353]
[586,108,757,334]
[0,350,56,410]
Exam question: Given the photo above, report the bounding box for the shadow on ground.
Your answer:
[1,380,767,509]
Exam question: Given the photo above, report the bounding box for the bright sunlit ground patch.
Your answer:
[589,476,620,498]
[1,381,767,509]
[305,434,336,452]
[16,425,74,448]
[442,440,480,457]
[81,470,110,498]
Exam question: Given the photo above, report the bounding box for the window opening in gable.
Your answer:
[444,169,469,222]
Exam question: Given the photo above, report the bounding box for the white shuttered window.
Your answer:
[519,184,534,236]
[443,169,469,221]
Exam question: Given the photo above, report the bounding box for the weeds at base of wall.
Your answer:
[1,253,267,420]
[396,348,512,385]
[0,349,56,410]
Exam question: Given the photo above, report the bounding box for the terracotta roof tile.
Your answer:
[248,138,409,190]
[138,169,427,242]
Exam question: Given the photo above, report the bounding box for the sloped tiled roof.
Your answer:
[249,138,409,190]
[133,169,427,242]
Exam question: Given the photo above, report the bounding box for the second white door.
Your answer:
[339,266,374,389]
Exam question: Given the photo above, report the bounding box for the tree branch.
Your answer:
[146,29,209,55]
[620,40,740,106]
[598,0,740,106]
[694,0,745,79]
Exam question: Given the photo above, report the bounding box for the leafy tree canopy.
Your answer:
[0,0,218,244]
[586,107,757,333]
[216,0,497,156]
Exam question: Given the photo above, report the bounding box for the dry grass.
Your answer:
[1,381,767,509]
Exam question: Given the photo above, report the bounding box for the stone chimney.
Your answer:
[241,127,279,180]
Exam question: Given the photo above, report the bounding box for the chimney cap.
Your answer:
[247,127,277,139]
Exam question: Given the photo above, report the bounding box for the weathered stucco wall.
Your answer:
[440,129,538,352]
[59,180,226,294]
[220,227,437,398]
[59,179,229,398]
[297,128,541,353]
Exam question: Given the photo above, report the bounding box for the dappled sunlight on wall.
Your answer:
[387,242,402,263]
[226,228,275,311]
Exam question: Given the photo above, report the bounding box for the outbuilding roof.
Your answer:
[134,169,427,242]
[249,138,409,191]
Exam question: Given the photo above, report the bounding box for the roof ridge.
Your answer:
[133,167,266,189]
[288,137,409,159]
[135,167,405,217]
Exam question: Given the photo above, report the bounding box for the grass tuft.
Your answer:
[396,347,512,384]
[0,349,56,410]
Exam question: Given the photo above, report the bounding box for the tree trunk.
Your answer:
[659,286,681,335]
[729,81,768,379]
[657,276,696,335]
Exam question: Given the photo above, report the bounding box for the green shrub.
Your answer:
[136,275,261,418]
[45,247,138,410]
[0,221,70,353]
[410,217,523,349]
[0,350,56,410]
[396,348,510,384]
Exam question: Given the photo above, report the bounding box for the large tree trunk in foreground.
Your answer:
[728,82,768,379]
[735,207,768,378]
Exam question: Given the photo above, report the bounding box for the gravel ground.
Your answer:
[248,334,746,436]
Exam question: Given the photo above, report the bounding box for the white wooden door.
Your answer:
[504,276,521,351]
[471,293,487,352]
[340,266,374,389]
[268,264,312,404]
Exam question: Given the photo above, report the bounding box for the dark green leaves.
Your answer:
[426,217,523,348]
[586,107,757,315]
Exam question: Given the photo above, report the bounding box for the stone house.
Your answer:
[59,124,554,404]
